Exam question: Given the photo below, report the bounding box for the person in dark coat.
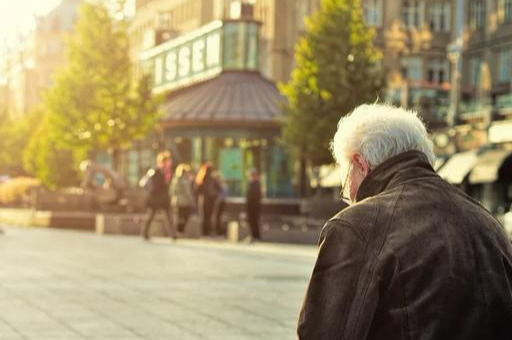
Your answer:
[139,151,175,240]
[246,168,262,241]
[195,162,221,236]
[298,104,512,340]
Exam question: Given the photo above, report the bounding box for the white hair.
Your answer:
[331,104,435,171]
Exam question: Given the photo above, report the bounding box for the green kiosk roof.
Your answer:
[161,71,284,129]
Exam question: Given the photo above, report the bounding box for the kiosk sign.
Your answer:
[140,20,259,93]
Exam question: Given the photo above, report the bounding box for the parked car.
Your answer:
[0,177,40,206]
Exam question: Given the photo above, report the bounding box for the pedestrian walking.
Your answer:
[297,103,512,340]
[139,151,176,240]
[246,168,262,241]
[213,171,227,236]
[195,162,221,236]
[170,163,195,236]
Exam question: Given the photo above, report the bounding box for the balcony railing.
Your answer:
[460,100,492,113]
[458,99,493,121]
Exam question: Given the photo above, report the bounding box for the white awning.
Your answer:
[310,165,341,188]
[434,157,448,171]
[469,149,512,184]
[437,151,479,184]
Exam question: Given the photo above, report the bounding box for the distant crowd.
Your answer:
[137,151,262,242]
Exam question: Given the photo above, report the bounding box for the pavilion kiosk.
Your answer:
[139,19,294,198]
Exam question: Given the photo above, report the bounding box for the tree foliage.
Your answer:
[44,1,160,170]
[279,0,385,166]
[0,111,38,176]
[23,112,81,189]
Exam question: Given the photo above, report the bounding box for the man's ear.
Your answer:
[352,153,370,177]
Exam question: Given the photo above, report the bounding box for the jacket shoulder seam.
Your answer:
[324,219,367,244]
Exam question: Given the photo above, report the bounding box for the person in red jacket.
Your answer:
[195,162,221,236]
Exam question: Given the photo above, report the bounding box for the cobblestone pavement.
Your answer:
[0,225,317,340]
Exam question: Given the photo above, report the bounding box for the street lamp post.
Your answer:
[447,43,462,127]
[446,0,466,128]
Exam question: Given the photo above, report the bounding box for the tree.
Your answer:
[23,113,81,189]
[279,0,385,167]
[44,1,160,171]
[0,110,39,176]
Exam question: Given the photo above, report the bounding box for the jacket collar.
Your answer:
[355,150,436,202]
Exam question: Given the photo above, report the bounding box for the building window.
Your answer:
[223,23,244,69]
[427,59,449,84]
[157,11,173,29]
[499,0,512,23]
[469,56,482,87]
[296,0,312,31]
[498,49,512,83]
[401,57,423,81]
[51,18,60,32]
[363,0,383,27]
[39,43,47,56]
[48,40,60,55]
[469,0,485,30]
[402,0,424,28]
[429,1,451,32]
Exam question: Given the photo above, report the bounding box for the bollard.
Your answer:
[95,213,105,234]
[227,220,240,243]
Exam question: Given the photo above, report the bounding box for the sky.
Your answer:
[0,0,62,49]
[0,0,135,55]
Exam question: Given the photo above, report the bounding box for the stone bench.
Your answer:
[227,216,321,245]
[0,208,96,231]
[95,213,201,238]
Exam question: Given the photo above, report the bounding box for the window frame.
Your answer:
[469,0,486,31]
[498,49,512,83]
[363,0,383,27]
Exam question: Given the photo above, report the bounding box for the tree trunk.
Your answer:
[112,148,122,173]
[298,154,309,197]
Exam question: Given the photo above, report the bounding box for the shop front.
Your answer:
[468,148,512,214]
[159,71,293,197]
[137,18,294,198]
[436,120,512,215]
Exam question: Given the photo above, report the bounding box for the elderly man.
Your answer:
[298,104,512,339]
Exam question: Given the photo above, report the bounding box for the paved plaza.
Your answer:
[0,225,317,340]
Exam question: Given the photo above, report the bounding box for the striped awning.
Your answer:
[469,149,512,184]
[438,151,479,184]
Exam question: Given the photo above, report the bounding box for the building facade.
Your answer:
[127,7,296,197]
[128,0,458,196]
[312,0,512,215]
[1,39,39,117]
[126,0,322,197]
[359,0,455,126]
[128,0,512,206]
[433,0,512,216]
[356,0,511,137]
[0,0,82,116]
[129,0,318,83]
[458,0,512,122]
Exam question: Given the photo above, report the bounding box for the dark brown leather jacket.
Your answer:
[298,151,512,340]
